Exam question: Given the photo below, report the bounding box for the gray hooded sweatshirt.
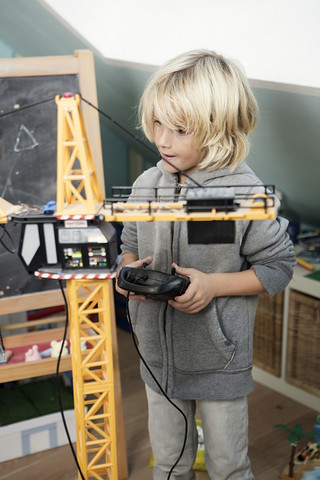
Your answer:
[120,161,296,400]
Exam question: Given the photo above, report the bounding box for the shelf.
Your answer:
[0,327,71,383]
[290,265,320,298]
[253,263,320,410]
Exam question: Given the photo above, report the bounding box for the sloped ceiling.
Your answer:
[43,0,320,88]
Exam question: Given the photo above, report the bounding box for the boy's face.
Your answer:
[153,120,203,183]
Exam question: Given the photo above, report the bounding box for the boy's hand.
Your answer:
[169,263,215,313]
[169,263,265,313]
[115,256,153,302]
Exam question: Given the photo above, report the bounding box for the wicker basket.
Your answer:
[286,290,320,397]
[253,291,284,376]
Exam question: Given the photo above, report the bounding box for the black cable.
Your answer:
[0,326,7,363]
[81,95,159,157]
[57,280,86,480]
[80,95,203,188]
[0,225,16,254]
[0,97,55,118]
[125,293,188,480]
[0,327,5,351]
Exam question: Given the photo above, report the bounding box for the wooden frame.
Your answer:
[0,49,105,314]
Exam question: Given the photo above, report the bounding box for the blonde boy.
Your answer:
[117,50,295,480]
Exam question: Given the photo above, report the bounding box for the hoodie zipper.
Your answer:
[175,182,183,197]
[163,179,183,395]
[172,179,183,260]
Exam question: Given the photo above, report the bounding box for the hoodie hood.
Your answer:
[156,160,261,188]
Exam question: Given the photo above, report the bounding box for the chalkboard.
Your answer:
[0,74,79,298]
[0,51,104,309]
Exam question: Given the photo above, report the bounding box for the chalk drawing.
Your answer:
[1,125,38,196]
[14,124,39,152]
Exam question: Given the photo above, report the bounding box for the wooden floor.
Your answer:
[0,326,318,480]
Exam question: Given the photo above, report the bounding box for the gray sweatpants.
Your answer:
[146,384,254,480]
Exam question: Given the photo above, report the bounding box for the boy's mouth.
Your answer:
[161,153,176,162]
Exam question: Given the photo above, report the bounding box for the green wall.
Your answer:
[100,122,129,197]
[247,86,320,228]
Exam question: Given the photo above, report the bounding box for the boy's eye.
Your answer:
[154,120,162,126]
[176,128,187,135]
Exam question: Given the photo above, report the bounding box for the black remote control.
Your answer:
[118,266,190,302]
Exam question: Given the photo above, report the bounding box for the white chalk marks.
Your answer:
[14,124,39,152]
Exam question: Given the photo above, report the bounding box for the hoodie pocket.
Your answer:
[172,303,237,373]
[129,300,166,368]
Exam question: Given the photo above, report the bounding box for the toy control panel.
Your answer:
[118,266,190,302]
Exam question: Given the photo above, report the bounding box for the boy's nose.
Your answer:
[157,126,173,148]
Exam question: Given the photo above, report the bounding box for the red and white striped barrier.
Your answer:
[35,271,117,280]
[57,214,96,220]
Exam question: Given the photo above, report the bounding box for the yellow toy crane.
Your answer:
[50,93,119,480]
[1,92,276,480]
[55,93,103,217]
[2,93,120,480]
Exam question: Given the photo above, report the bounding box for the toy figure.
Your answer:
[25,344,42,362]
[50,339,68,358]
[296,443,319,465]
[274,423,315,479]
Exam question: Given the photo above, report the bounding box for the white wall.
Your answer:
[41,0,320,88]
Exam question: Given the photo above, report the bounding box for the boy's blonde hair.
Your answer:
[139,49,259,171]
